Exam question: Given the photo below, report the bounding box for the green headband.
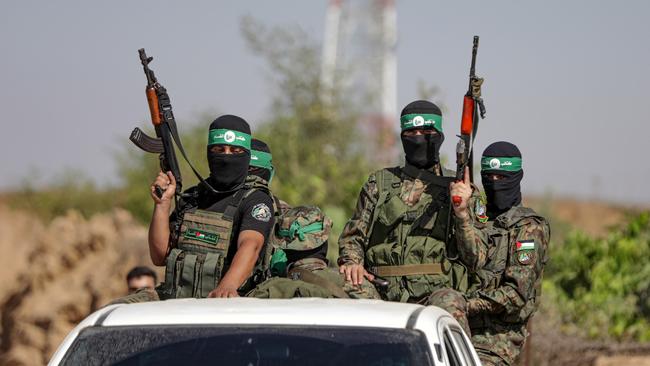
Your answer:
[250,150,273,171]
[481,157,523,172]
[277,220,324,241]
[400,113,443,132]
[208,129,251,150]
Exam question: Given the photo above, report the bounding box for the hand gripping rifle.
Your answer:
[452,36,486,206]
[130,48,216,201]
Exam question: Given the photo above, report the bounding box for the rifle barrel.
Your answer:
[139,48,156,85]
[469,36,479,78]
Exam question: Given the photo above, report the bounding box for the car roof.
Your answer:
[92,298,450,329]
[50,299,459,366]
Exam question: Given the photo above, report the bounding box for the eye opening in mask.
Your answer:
[209,144,247,155]
[401,128,439,137]
[482,173,507,181]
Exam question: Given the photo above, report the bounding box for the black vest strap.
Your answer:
[223,188,247,221]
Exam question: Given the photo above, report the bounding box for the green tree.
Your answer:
[240,17,375,222]
[241,17,377,262]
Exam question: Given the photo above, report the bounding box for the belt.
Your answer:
[371,263,443,277]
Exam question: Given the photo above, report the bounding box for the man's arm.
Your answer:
[453,210,489,272]
[337,173,379,285]
[450,167,489,272]
[468,218,550,316]
[209,191,275,298]
[209,230,264,298]
[148,171,176,266]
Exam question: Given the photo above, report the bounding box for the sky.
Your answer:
[1,1,649,205]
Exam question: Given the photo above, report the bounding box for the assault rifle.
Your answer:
[452,36,486,206]
[129,48,183,199]
[130,48,215,200]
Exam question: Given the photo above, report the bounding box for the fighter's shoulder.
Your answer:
[507,207,550,242]
[359,167,402,198]
[367,166,401,183]
[514,207,548,227]
[242,189,274,207]
[499,206,546,226]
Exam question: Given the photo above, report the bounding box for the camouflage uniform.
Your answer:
[248,206,380,299]
[433,205,550,365]
[338,165,479,303]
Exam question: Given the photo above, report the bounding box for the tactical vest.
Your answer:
[365,167,468,302]
[158,182,270,299]
[470,206,550,325]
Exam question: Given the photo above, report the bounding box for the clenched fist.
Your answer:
[450,166,472,219]
[151,171,176,204]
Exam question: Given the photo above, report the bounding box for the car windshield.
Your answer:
[60,325,433,366]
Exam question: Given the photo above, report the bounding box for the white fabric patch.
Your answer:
[251,203,272,222]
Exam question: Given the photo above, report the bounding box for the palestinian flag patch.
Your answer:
[516,240,535,251]
[184,228,219,245]
[516,240,535,265]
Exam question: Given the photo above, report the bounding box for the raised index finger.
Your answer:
[464,166,471,185]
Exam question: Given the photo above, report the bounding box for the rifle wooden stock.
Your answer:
[461,95,475,136]
[146,87,162,125]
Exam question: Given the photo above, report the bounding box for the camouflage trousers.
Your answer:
[469,321,527,366]
[427,287,471,335]
[107,287,160,305]
[247,268,381,299]
[427,288,527,366]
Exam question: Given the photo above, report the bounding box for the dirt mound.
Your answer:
[0,205,158,365]
[524,196,641,238]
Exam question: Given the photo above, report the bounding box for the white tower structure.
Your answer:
[381,0,397,119]
[320,0,398,165]
[321,0,342,105]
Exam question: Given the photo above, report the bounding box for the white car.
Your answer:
[49,298,481,366]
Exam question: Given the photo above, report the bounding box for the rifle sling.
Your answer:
[371,263,443,277]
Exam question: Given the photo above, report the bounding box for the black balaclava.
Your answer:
[481,141,524,217]
[400,100,444,169]
[207,115,252,191]
[250,139,273,182]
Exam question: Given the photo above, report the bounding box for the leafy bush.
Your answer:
[545,212,650,341]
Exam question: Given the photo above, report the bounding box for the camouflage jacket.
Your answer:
[454,206,551,323]
[337,164,482,266]
[338,164,446,265]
